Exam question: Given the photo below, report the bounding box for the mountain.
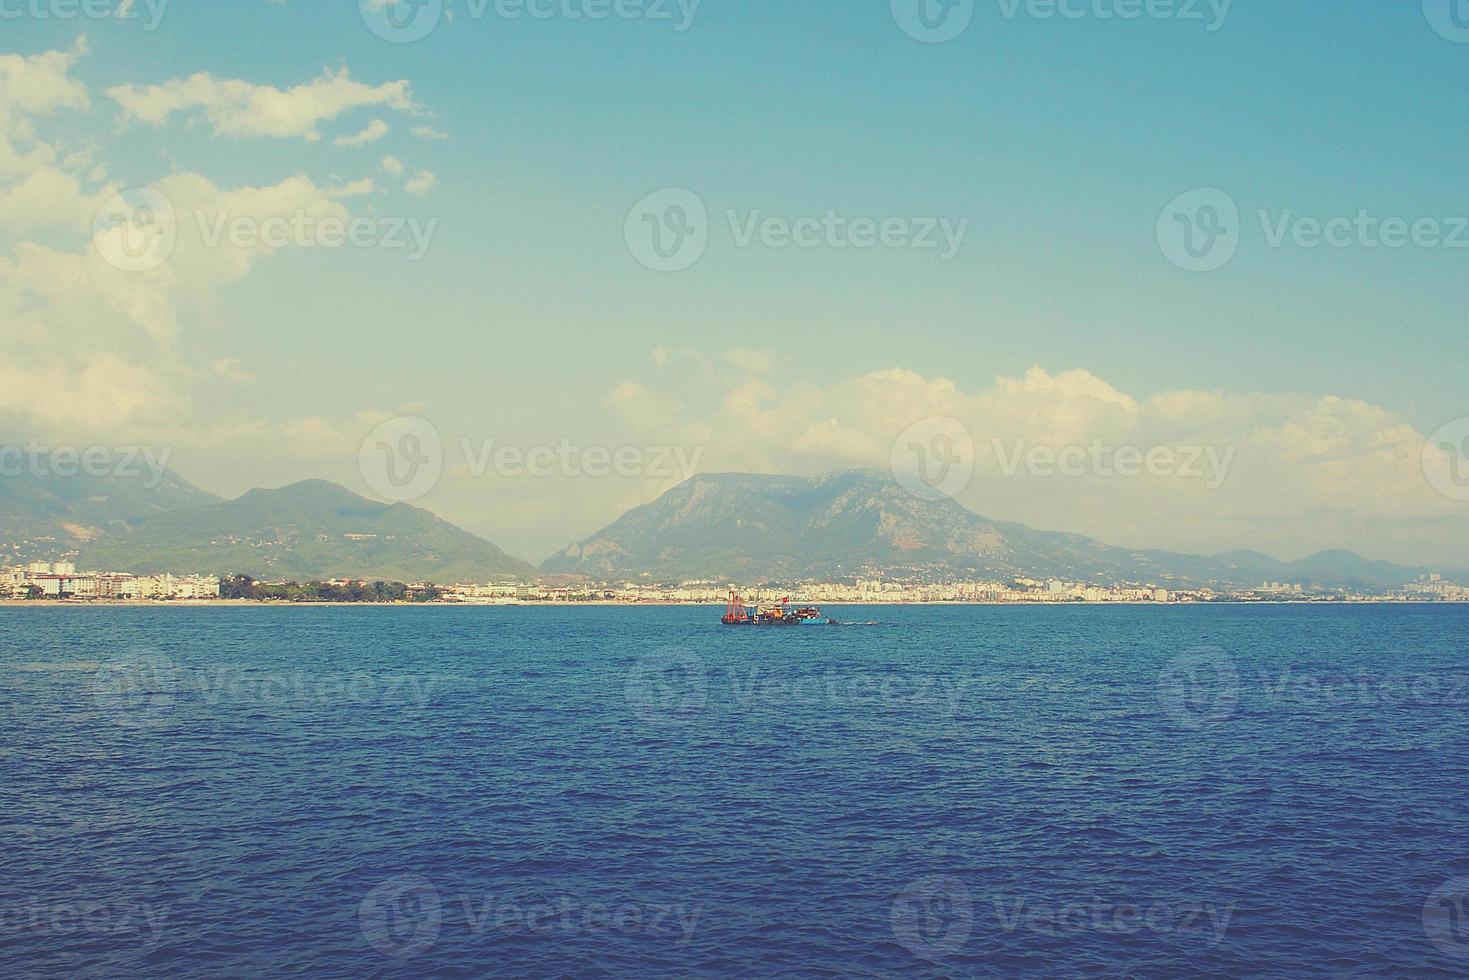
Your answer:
[78,480,536,582]
[543,470,1424,588]
[0,459,219,561]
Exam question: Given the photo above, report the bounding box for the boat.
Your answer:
[721,592,830,626]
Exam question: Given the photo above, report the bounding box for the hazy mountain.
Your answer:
[0,458,219,561]
[543,470,1425,588]
[78,480,536,582]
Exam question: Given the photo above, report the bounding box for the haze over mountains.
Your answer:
[545,470,1430,589]
[77,480,536,583]
[0,464,220,558]
[0,460,1439,588]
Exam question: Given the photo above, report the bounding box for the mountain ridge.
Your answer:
[2,461,1446,587]
[0,460,220,562]
[77,479,536,582]
[543,469,1428,588]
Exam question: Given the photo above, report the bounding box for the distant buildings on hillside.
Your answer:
[3,562,219,600]
[1404,574,1469,601]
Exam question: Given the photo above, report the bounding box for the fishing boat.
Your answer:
[721,593,829,626]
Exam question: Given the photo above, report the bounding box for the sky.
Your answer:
[2,0,1468,567]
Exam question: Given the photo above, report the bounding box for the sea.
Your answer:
[1,603,1466,978]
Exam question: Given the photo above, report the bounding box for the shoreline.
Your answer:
[0,599,1457,609]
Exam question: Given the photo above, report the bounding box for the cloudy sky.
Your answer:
[2,1,1467,566]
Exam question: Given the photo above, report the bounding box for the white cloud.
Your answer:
[0,165,108,232]
[0,167,370,436]
[334,118,390,147]
[605,382,681,432]
[327,177,377,198]
[155,171,361,295]
[0,40,448,462]
[0,36,90,118]
[0,52,377,435]
[0,40,468,538]
[107,67,415,142]
[0,351,183,430]
[379,157,436,195]
[0,36,91,177]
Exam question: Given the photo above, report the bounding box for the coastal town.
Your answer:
[3,562,221,600]
[3,562,1465,605]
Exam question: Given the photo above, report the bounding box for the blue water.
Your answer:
[1,604,1467,977]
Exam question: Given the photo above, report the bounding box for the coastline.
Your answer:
[0,599,1455,608]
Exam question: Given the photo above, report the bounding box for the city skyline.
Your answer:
[9,555,1464,604]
